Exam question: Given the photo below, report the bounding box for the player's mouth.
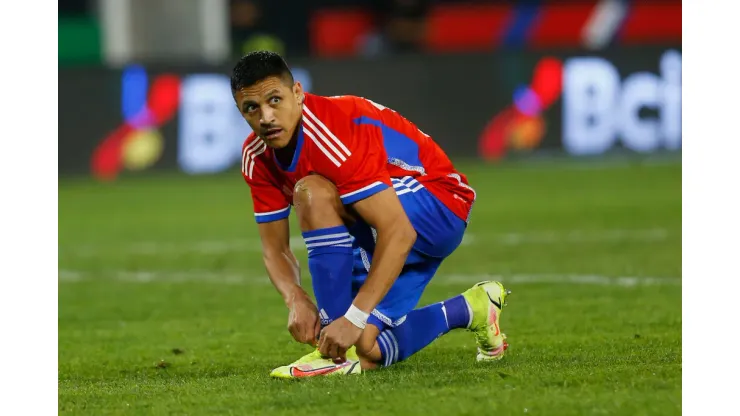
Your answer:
[263,128,283,140]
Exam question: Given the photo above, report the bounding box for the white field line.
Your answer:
[62,228,673,258]
[58,270,680,288]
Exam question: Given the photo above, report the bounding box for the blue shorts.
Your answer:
[347,176,467,330]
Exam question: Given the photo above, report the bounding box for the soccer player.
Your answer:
[233,51,511,378]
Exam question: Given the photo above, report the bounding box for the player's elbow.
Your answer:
[379,216,416,252]
[395,220,417,252]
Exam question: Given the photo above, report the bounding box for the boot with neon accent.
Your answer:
[461,281,511,361]
[269,346,362,379]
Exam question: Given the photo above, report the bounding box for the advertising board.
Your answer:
[58,47,681,179]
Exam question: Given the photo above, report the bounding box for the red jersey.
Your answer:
[241,93,476,224]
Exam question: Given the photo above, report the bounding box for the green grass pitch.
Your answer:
[58,160,681,415]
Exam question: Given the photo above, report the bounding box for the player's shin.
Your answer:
[303,226,355,327]
[375,295,471,367]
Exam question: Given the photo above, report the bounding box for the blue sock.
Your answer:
[303,225,354,326]
[376,295,471,367]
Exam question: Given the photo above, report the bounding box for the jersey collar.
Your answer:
[272,123,305,172]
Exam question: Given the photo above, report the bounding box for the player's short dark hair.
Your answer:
[230,51,294,93]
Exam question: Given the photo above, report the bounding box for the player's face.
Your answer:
[234,76,304,149]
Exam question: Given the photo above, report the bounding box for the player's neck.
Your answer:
[274,128,299,168]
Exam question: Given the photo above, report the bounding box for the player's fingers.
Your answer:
[301,322,315,345]
[298,327,309,344]
[292,320,304,341]
[287,323,300,342]
[333,347,347,364]
[318,332,329,356]
[294,328,307,344]
[328,343,339,360]
[311,320,321,346]
[294,324,308,343]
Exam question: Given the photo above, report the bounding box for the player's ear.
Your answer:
[293,82,304,103]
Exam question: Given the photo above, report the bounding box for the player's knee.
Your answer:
[293,175,341,211]
[293,175,344,225]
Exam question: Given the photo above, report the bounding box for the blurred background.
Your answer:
[59,0,681,180]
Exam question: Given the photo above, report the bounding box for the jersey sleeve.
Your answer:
[333,140,391,205]
[303,99,391,205]
[241,137,291,223]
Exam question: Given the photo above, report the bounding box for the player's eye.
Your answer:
[269,96,281,105]
[245,104,257,113]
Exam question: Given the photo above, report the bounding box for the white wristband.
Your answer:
[344,304,370,329]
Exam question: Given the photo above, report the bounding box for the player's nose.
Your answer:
[260,106,277,124]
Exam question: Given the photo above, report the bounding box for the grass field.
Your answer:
[58,160,682,415]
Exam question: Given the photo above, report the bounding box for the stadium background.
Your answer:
[58,0,681,178]
[59,1,682,414]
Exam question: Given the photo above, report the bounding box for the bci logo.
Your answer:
[562,50,681,155]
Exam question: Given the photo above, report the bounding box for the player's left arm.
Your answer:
[317,185,416,361]
[315,97,416,358]
[349,189,416,313]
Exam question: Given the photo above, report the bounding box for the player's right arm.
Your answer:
[256,217,302,306]
[243,137,320,345]
[257,218,321,345]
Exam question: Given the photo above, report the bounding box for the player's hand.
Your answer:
[287,291,321,346]
[318,317,363,363]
